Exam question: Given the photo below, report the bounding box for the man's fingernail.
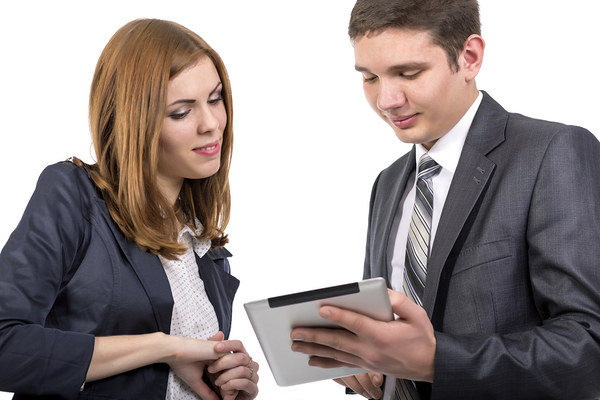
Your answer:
[292,345,305,353]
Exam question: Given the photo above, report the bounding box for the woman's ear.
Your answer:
[461,34,485,81]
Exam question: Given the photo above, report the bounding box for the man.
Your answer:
[290,0,600,399]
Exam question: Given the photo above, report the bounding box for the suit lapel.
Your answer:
[422,92,508,317]
[373,147,416,286]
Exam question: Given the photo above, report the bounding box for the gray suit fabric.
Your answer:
[364,92,600,399]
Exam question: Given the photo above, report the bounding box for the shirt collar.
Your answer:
[415,91,483,173]
[176,218,211,259]
[177,221,201,242]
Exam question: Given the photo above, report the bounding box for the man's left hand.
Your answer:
[290,289,436,383]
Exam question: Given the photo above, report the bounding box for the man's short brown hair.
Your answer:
[349,0,481,71]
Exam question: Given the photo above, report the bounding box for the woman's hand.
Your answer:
[164,332,227,400]
[87,331,258,399]
[88,331,227,400]
[207,339,260,400]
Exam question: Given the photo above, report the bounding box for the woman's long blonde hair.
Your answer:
[83,19,233,260]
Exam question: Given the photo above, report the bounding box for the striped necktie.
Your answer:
[403,154,440,307]
[394,154,440,400]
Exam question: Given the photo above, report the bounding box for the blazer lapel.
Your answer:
[195,248,239,338]
[93,197,174,334]
[422,92,508,317]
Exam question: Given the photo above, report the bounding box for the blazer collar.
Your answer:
[422,91,508,317]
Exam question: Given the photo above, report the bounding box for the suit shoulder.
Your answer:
[376,151,412,185]
[506,112,596,141]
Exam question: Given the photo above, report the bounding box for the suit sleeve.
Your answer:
[432,127,600,399]
[0,163,95,398]
[363,173,382,281]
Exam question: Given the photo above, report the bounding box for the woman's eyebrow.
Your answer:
[167,82,223,107]
[210,82,223,95]
[167,99,196,107]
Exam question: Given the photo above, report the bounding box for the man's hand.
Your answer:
[334,372,384,399]
[290,289,436,383]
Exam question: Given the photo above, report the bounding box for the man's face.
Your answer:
[354,28,478,149]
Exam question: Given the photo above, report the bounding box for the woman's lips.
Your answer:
[193,140,220,156]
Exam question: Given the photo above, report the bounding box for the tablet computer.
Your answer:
[244,277,393,386]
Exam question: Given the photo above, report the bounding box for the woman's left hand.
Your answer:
[208,339,259,400]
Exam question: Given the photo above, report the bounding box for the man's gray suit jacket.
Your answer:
[364,92,600,399]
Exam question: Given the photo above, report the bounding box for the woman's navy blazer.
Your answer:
[0,161,240,399]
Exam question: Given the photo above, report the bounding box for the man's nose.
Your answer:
[377,79,407,112]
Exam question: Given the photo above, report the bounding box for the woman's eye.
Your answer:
[208,96,223,105]
[169,110,190,120]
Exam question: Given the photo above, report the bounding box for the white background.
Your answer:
[1,1,599,399]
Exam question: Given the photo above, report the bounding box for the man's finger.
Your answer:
[308,356,362,370]
[388,290,429,326]
[291,337,367,369]
[317,305,383,340]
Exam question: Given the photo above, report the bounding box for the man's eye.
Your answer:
[401,71,422,79]
[363,75,378,82]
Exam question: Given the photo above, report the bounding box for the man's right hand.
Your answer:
[334,372,383,399]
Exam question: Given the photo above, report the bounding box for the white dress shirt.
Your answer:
[159,221,219,400]
[382,92,483,400]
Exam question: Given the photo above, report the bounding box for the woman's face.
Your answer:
[157,56,226,203]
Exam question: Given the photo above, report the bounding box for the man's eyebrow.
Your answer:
[354,63,429,73]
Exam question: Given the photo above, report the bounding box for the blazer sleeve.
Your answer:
[432,126,600,399]
[0,163,95,399]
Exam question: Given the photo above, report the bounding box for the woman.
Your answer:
[0,19,258,400]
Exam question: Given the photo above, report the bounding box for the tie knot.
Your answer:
[418,154,441,180]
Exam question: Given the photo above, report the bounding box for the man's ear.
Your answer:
[461,34,485,81]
